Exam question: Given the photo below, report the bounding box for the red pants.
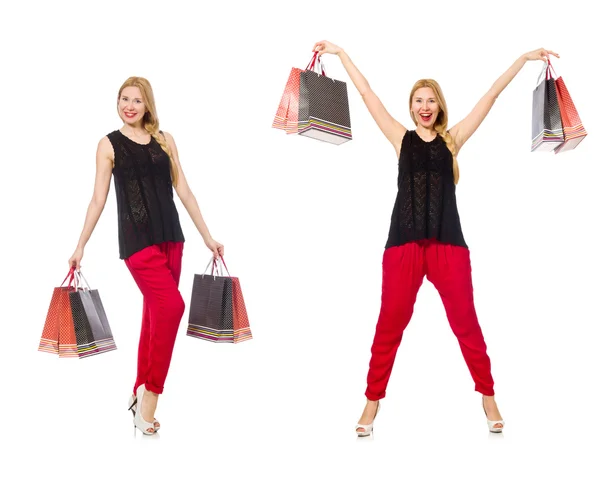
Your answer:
[366,239,495,400]
[125,241,185,395]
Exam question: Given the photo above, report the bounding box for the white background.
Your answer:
[1,0,598,477]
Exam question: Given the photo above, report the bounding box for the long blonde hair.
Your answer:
[409,79,459,185]
[117,77,179,187]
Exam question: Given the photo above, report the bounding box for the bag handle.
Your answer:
[201,256,223,279]
[536,58,559,85]
[547,58,558,79]
[211,258,224,277]
[74,270,91,291]
[306,52,327,77]
[201,255,232,278]
[61,267,76,288]
[217,255,231,277]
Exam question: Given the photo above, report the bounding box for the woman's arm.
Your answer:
[164,132,224,258]
[68,136,114,270]
[313,40,408,154]
[450,47,560,152]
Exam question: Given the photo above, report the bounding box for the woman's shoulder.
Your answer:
[102,130,121,144]
[160,130,174,141]
[97,134,116,161]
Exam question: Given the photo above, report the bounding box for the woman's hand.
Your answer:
[68,247,84,271]
[204,237,224,259]
[312,40,343,57]
[523,47,560,62]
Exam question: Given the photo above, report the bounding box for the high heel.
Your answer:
[128,394,160,432]
[133,384,156,435]
[482,398,505,433]
[127,395,137,417]
[355,401,381,437]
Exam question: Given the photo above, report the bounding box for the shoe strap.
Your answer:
[487,419,505,426]
[355,423,374,430]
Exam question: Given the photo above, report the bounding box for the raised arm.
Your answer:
[163,132,224,259]
[313,40,407,154]
[68,136,114,270]
[450,47,560,152]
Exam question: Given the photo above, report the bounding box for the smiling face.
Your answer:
[410,87,440,128]
[118,86,147,126]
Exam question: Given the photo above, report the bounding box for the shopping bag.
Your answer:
[531,62,564,152]
[187,257,252,344]
[187,258,234,342]
[69,271,117,358]
[231,276,252,343]
[298,52,352,145]
[38,268,78,358]
[272,67,302,134]
[553,64,587,153]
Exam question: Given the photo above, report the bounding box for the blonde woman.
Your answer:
[313,40,558,435]
[68,77,224,435]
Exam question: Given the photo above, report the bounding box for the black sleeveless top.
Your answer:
[385,130,467,249]
[107,130,185,259]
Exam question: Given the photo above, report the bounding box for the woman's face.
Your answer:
[118,86,146,126]
[411,87,440,128]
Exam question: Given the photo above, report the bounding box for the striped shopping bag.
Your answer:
[187,257,252,344]
[531,61,564,152]
[272,67,301,134]
[553,64,586,153]
[298,52,352,145]
[69,270,117,358]
[38,269,79,358]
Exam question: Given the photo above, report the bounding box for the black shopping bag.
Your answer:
[187,258,234,343]
[298,52,352,145]
[531,62,564,152]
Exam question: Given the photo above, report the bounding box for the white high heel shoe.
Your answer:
[128,394,160,432]
[355,401,381,437]
[482,399,505,433]
[133,384,156,435]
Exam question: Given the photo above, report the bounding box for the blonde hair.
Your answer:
[409,79,459,185]
[117,77,179,187]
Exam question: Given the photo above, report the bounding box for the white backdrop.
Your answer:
[1,0,598,477]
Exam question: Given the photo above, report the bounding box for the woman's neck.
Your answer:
[416,124,437,140]
[121,124,148,137]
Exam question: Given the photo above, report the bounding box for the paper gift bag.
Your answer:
[531,62,564,152]
[298,52,352,145]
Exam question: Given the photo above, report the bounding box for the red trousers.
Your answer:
[366,239,495,400]
[125,241,185,395]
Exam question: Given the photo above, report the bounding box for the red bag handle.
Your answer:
[542,58,559,81]
[218,255,231,277]
[537,59,558,84]
[547,58,558,79]
[306,51,327,77]
[60,267,76,288]
[202,256,232,278]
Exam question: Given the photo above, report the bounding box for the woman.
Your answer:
[313,40,558,435]
[68,77,224,435]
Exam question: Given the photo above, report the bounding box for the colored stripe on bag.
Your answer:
[298,117,352,134]
[187,324,234,343]
[38,339,59,354]
[233,328,253,343]
[58,343,78,358]
[299,123,353,139]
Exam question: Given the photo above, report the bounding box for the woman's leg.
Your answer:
[365,243,426,401]
[133,299,151,396]
[424,242,494,396]
[125,242,185,425]
[425,242,502,428]
[357,242,426,432]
